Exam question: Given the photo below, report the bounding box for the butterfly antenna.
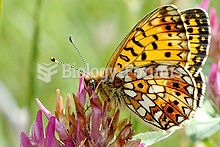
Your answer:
[50,57,88,76]
[69,35,89,73]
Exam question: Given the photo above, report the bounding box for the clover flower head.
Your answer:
[20,77,141,146]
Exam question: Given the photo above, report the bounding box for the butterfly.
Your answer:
[52,5,210,130]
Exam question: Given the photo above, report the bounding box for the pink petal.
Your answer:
[76,119,82,146]
[77,77,86,106]
[208,63,217,86]
[210,8,219,29]
[216,61,220,101]
[209,61,220,105]
[75,77,88,145]
[65,137,73,147]
[36,98,53,119]
[36,98,68,140]
[90,97,102,141]
[87,86,93,97]
[55,119,68,141]
[138,143,145,147]
[199,0,210,10]
[20,132,33,147]
[31,110,44,145]
[44,117,62,147]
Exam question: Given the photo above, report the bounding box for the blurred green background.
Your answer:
[0,0,220,146]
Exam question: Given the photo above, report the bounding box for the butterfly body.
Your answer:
[84,5,210,130]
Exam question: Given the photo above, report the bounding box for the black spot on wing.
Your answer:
[124,47,138,56]
[132,36,143,47]
[119,54,130,62]
[136,27,147,37]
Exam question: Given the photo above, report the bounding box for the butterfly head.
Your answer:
[85,78,96,91]
[83,71,104,91]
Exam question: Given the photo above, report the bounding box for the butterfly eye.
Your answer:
[89,79,96,91]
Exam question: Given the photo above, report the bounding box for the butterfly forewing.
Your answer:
[106,5,190,75]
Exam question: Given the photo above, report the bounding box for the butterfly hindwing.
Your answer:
[193,71,206,108]
[181,8,211,75]
[114,63,197,130]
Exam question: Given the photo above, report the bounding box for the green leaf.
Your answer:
[132,130,173,146]
[185,108,220,141]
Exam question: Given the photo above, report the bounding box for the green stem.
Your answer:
[28,0,42,117]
